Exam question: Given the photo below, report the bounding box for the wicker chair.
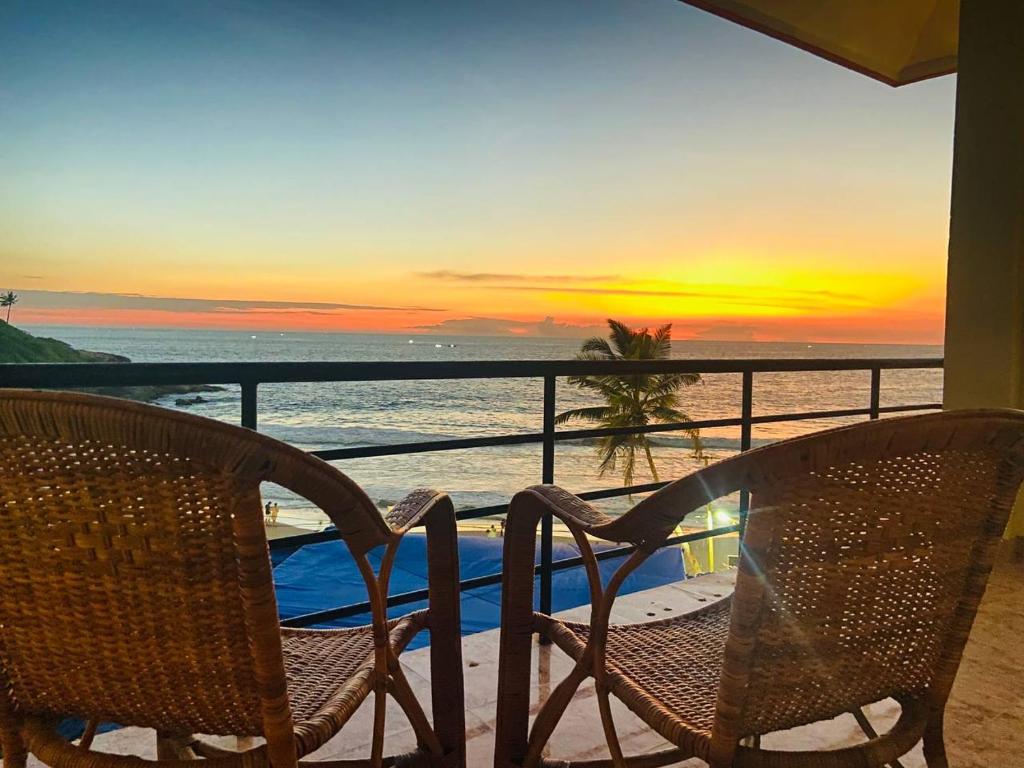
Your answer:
[493,409,1024,768]
[0,390,464,768]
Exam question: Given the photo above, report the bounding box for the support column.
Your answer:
[943,0,1024,539]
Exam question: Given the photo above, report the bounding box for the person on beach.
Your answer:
[271,502,280,526]
[264,501,272,525]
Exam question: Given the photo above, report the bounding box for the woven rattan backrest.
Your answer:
[712,410,1024,739]
[0,390,388,739]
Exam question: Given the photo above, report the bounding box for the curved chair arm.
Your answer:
[385,488,454,534]
[501,467,750,554]
[388,488,466,765]
[494,484,623,766]
[599,454,757,549]
[511,485,614,536]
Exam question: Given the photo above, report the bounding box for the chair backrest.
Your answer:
[0,390,388,742]
[708,410,1024,742]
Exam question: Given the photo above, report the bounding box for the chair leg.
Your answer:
[156,731,198,761]
[386,659,444,758]
[424,499,466,767]
[850,709,904,768]
[521,664,590,768]
[596,685,626,768]
[1,729,27,768]
[494,496,545,768]
[79,719,100,750]
[371,681,387,768]
[922,710,948,768]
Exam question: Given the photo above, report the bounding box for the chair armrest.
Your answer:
[513,485,613,535]
[386,488,463,755]
[385,488,452,534]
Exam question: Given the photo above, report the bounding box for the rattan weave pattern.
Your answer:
[0,432,264,734]
[544,599,731,746]
[282,620,417,722]
[739,449,1001,736]
[494,409,1024,768]
[281,614,426,755]
[0,390,466,768]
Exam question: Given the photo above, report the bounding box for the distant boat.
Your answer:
[434,343,443,348]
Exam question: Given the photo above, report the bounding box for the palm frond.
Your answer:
[648,405,688,424]
[565,374,629,400]
[607,319,638,358]
[650,323,673,359]
[578,337,615,359]
[554,406,611,425]
[639,373,701,406]
[567,318,706,487]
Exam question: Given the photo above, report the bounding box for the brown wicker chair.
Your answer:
[0,390,465,768]
[493,409,1024,768]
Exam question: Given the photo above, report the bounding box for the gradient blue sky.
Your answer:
[0,1,957,340]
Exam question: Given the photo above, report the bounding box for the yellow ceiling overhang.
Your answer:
[680,0,959,86]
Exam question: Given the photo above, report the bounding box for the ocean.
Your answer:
[23,326,943,537]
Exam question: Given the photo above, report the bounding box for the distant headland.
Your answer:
[0,322,221,402]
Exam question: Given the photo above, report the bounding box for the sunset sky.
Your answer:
[1,0,956,343]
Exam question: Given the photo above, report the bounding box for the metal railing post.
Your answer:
[739,370,753,530]
[540,374,556,617]
[869,367,881,419]
[241,381,258,430]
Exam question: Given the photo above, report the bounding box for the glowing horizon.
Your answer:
[1,1,955,345]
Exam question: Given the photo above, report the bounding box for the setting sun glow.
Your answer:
[1,0,953,344]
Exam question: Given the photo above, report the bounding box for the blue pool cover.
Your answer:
[272,531,686,648]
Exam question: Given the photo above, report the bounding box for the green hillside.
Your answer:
[0,322,220,402]
[0,321,128,364]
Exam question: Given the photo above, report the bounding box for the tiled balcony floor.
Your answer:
[33,549,1023,767]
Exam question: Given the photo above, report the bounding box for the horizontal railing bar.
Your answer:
[878,403,942,413]
[311,431,544,461]
[554,416,740,441]
[748,407,871,424]
[269,484,672,552]
[0,356,943,389]
[572,524,743,569]
[269,402,942,550]
[280,523,741,626]
[747,403,942,425]
[554,401,939,442]
[304,403,941,463]
[268,529,339,550]
[281,600,375,627]
[306,421,739,463]
[455,503,508,521]
[269,491,662,550]
[577,481,668,500]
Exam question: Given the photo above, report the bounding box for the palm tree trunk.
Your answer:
[643,442,660,483]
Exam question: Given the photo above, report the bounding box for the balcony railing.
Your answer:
[1,356,943,627]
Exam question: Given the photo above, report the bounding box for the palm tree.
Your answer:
[0,291,17,324]
[556,319,704,487]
